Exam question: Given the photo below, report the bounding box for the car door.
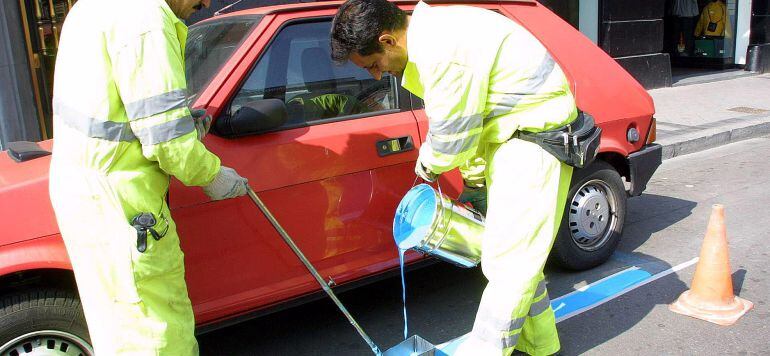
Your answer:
[171,15,422,324]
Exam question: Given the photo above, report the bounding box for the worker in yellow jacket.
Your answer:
[332,0,575,354]
[49,0,249,354]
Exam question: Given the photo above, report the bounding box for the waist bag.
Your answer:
[514,112,602,169]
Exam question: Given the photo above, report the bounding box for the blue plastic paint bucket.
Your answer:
[393,184,485,268]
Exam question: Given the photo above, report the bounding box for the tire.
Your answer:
[551,160,627,270]
[0,289,93,355]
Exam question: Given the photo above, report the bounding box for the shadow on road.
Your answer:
[198,193,702,355]
[556,192,698,355]
[198,262,486,355]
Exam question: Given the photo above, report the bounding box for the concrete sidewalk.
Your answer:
[649,73,770,159]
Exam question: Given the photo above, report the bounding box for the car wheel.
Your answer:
[551,160,626,270]
[0,289,93,356]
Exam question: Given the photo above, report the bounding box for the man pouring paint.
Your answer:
[331,0,576,354]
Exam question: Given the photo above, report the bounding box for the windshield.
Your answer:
[185,15,262,101]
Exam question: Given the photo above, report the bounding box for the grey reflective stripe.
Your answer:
[534,280,547,299]
[528,294,552,317]
[53,99,136,142]
[520,53,556,93]
[508,315,526,332]
[485,53,557,119]
[430,113,482,136]
[132,116,195,145]
[428,132,481,155]
[476,308,527,334]
[125,89,187,120]
[486,96,525,119]
[473,327,521,350]
[501,332,520,349]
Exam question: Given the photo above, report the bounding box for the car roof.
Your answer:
[213,0,535,18]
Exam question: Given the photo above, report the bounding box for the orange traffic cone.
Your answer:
[669,204,753,325]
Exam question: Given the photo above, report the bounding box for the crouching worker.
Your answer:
[330,0,576,354]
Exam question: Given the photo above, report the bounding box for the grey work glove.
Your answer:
[459,185,487,216]
[414,160,439,183]
[203,166,249,201]
[190,108,212,140]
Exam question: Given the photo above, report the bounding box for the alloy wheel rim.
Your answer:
[0,330,93,356]
[567,179,617,251]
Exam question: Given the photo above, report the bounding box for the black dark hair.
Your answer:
[330,0,408,63]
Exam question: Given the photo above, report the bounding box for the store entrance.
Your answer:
[665,0,741,84]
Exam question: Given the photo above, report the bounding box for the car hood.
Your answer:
[0,140,60,245]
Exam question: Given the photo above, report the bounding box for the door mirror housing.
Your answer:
[213,99,288,138]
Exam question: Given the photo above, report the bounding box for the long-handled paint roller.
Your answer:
[246,186,436,355]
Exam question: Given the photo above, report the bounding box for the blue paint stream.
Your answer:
[398,249,408,340]
[393,185,437,341]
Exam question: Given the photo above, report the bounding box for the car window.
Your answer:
[186,16,261,101]
[231,20,398,128]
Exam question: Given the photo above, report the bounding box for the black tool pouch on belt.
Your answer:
[131,212,168,253]
[515,112,602,169]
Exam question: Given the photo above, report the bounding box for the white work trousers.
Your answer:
[457,138,572,356]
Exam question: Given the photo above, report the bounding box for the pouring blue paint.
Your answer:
[393,185,438,340]
[392,183,485,354]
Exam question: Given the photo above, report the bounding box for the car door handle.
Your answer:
[376,136,414,157]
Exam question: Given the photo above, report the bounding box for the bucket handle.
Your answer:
[412,176,444,198]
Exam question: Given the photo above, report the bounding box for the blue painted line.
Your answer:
[551,267,652,321]
[434,257,698,354]
[435,267,655,354]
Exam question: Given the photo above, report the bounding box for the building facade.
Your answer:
[1,0,769,148]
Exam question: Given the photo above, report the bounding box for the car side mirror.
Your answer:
[213,99,288,138]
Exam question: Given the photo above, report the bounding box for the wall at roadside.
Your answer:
[0,1,41,150]
[748,0,770,73]
[599,0,672,89]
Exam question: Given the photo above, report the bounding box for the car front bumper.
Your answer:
[628,143,662,196]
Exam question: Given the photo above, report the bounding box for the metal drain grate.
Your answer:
[727,106,770,114]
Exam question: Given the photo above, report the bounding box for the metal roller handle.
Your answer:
[246,187,383,356]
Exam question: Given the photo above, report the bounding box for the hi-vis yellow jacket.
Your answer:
[402,1,577,179]
[48,0,220,352]
[50,0,220,222]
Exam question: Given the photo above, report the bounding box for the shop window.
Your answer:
[668,0,738,63]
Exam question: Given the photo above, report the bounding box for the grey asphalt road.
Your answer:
[198,136,770,355]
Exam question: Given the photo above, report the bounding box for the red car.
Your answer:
[0,0,660,353]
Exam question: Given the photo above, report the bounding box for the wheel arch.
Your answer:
[596,151,629,183]
[0,235,75,296]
